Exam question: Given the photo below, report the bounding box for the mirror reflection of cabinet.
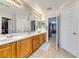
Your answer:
[2,17,12,34]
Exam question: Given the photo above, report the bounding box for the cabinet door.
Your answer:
[0,44,12,58]
[11,42,17,58]
[20,39,28,58]
[17,38,32,58]
[24,38,32,57]
[76,2,79,57]
[60,6,75,55]
[43,33,46,42]
[71,4,78,57]
[33,36,39,51]
[60,2,78,57]
[39,34,44,45]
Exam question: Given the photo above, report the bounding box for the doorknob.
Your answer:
[73,32,77,35]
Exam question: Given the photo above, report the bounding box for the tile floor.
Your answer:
[30,36,75,58]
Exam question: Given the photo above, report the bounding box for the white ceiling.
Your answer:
[35,0,78,13]
[24,0,77,17]
[35,0,68,12]
[0,0,29,16]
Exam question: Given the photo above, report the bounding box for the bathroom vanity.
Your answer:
[0,31,46,58]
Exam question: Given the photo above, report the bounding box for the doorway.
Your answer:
[48,17,56,41]
[48,16,59,50]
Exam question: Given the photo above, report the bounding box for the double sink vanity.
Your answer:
[0,31,47,58]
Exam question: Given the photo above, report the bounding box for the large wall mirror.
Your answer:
[0,15,32,34]
[0,15,46,35]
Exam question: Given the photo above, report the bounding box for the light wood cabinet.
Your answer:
[0,45,12,58]
[0,33,46,58]
[39,34,44,45]
[39,33,46,45]
[17,38,32,58]
[0,42,16,58]
[32,35,40,52]
[32,33,46,52]
[43,33,46,42]
[11,42,17,58]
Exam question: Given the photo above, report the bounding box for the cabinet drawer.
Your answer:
[17,38,32,58]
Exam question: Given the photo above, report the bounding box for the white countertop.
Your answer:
[0,30,47,45]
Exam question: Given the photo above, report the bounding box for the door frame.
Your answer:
[56,15,60,50]
[47,15,60,50]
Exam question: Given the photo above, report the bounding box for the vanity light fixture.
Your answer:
[32,10,41,18]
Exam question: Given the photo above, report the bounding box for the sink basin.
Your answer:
[0,39,11,42]
[0,37,8,40]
